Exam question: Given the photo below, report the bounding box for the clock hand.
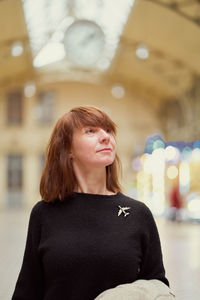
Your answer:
[80,33,97,46]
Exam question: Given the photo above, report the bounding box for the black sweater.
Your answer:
[12,192,169,300]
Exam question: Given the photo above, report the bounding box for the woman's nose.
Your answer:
[99,129,110,142]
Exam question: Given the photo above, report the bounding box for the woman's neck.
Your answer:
[72,163,114,195]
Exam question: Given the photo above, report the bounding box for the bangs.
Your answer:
[70,106,116,135]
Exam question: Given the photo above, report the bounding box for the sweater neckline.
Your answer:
[72,191,121,199]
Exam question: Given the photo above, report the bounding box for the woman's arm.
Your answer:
[12,203,44,300]
[138,204,169,287]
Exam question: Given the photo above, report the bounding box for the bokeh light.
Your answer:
[136,44,149,60]
[193,140,200,149]
[165,146,178,161]
[192,148,200,161]
[153,139,165,150]
[11,41,24,57]
[179,161,190,194]
[166,165,178,179]
[181,146,192,161]
[111,84,125,99]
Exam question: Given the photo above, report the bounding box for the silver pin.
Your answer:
[117,205,131,217]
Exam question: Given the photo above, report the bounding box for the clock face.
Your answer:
[64,20,105,67]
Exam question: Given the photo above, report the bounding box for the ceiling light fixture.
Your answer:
[22,0,135,69]
[136,44,149,60]
[111,84,125,99]
[11,41,24,57]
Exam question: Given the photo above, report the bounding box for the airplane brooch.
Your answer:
[117,205,131,217]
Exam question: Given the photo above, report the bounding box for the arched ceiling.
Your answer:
[0,0,199,102]
[109,0,200,100]
[0,0,33,84]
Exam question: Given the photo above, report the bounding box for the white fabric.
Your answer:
[94,279,175,300]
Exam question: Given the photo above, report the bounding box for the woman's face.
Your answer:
[70,126,116,169]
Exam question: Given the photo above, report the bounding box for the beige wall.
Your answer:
[0,81,161,208]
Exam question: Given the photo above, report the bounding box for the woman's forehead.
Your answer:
[75,121,113,129]
[72,125,114,136]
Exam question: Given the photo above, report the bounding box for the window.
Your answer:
[6,90,23,125]
[6,154,23,206]
[35,91,55,124]
[7,154,23,189]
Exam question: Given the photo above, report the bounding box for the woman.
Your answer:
[12,106,173,300]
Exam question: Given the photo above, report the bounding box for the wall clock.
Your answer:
[64,20,105,67]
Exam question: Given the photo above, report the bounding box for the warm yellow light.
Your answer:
[151,149,165,215]
[152,148,165,161]
[164,146,177,161]
[141,153,147,165]
[142,154,153,174]
[136,170,151,205]
[188,199,200,212]
[151,149,165,174]
[179,162,190,186]
[137,171,144,182]
[166,165,178,179]
[192,148,200,161]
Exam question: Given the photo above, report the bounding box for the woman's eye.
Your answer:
[106,128,111,133]
[86,128,95,134]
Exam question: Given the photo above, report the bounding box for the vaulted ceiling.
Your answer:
[0,0,200,102]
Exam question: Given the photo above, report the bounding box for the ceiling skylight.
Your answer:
[22,0,134,69]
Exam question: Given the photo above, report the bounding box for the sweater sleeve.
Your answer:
[12,202,44,300]
[138,204,169,287]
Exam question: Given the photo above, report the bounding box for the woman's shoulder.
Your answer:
[28,200,62,227]
[30,199,55,217]
[31,198,66,216]
[119,192,149,209]
[31,199,47,211]
[119,193,154,219]
[119,193,158,233]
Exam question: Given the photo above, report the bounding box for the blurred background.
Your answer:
[0,0,200,299]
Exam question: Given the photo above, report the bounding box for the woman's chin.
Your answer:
[95,159,115,167]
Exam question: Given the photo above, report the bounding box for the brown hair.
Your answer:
[40,106,122,202]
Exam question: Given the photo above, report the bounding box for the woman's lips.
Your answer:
[97,148,112,152]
